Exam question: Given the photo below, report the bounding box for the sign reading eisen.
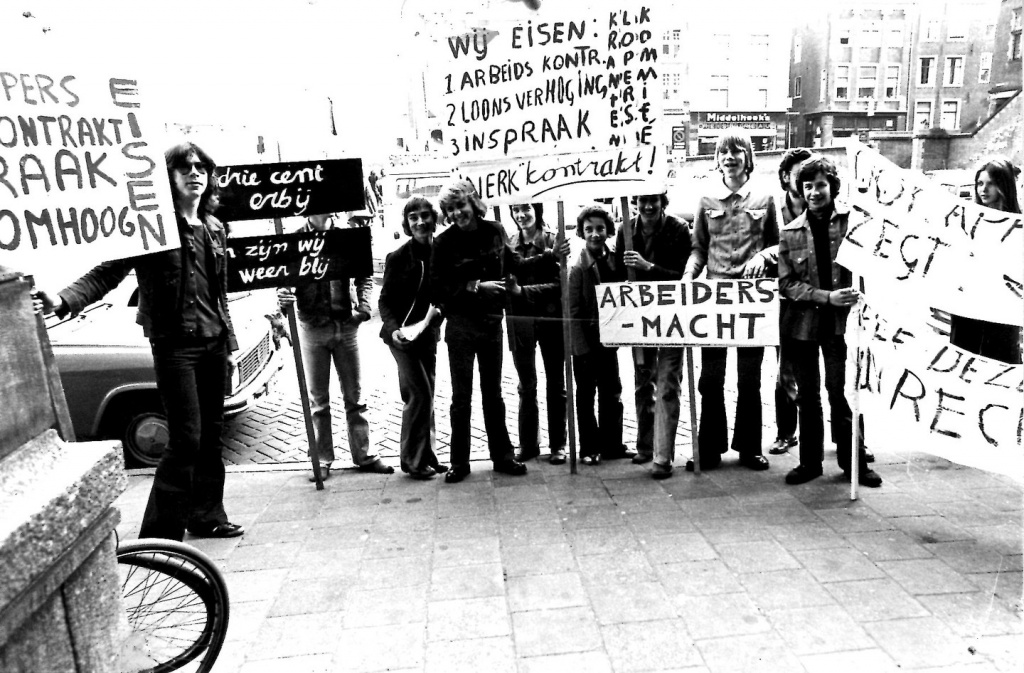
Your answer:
[0,67,177,276]
[598,279,780,347]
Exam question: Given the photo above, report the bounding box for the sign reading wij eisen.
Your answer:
[598,279,780,347]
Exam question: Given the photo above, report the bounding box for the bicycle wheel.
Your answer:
[117,538,230,673]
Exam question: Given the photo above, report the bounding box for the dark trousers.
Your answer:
[141,335,229,541]
[697,346,764,466]
[446,318,515,468]
[390,340,440,474]
[774,345,798,440]
[787,335,867,472]
[573,347,623,457]
[510,318,566,454]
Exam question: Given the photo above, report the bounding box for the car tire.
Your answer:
[110,401,170,468]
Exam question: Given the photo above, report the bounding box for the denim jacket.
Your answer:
[777,202,853,341]
[58,214,238,350]
[687,178,778,280]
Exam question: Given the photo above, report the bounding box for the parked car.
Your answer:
[45,274,286,467]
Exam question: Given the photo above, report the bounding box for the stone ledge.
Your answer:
[0,430,126,608]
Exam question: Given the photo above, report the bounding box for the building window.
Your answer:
[887,27,904,61]
[947,12,968,40]
[941,100,960,129]
[859,28,881,61]
[915,101,932,129]
[923,20,941,41]
[794,75,802,98]
[1011,9,1022,60]
[663,44,670,55]
[752,34,769,62]
[713,34,731,59]
[944,56,964,86]
[672,29,681,40]
[839,28,850,45]
[885,65,900,98]
[794,34,802,62]
[919,57,935,86]
[979,53,992,83]
[858,65,877,98]
[710,75,729,107]
[820,68,827,103]
[835,66,849,99]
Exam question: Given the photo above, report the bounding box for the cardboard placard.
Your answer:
[598,279,780,347]
[0,67,177,277]
[226,227,372,291]
[215,159,365,222]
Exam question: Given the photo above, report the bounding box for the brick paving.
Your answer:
[115,300,1023,672]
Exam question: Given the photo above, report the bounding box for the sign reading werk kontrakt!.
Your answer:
[226,227,372,292]
[598,279,780,347]
[214,159,365,222]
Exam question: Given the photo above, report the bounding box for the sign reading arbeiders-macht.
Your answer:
[598,279,780,347]
[0,67,177,275]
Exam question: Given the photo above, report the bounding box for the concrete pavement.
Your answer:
[115,440,1023,670]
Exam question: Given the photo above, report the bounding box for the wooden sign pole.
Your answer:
[273,143,323,490]
[686,347,700,475]
[274,215,324,491]
[557,202,579,475]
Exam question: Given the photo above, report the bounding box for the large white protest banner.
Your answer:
[839,140,1023,326]
[425,3,666,203]
[0,66,177,281]
[598,279,780,347]
[855,300,1023,480]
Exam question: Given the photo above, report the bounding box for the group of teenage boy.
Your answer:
[355,127,882,490]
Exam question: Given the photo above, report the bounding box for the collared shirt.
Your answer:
[613,213,691,282]
[292,218,374,327]
[510,228,561,320]
[686,178,778,280]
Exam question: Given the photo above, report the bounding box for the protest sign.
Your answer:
[427,4,666,202]
[855,301,1023,479]
[0,67,177,277]
[225,227,372,292]
[839,141,1023,326]
[214,159,365,222]
[598,279,780,347]
[455,144,659,205]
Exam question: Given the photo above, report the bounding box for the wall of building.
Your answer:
[948,90,1024,167]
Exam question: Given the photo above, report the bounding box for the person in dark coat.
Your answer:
[37,142,244,540]
[505,203,567,465]
[379,197,447,479]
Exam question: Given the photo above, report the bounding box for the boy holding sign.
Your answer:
[777,155,882,488]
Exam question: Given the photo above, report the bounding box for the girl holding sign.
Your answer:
[36,142,245,540]
[948,158,1022,365]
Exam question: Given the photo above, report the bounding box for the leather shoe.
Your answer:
[684,457,721,472]
[358,460,395,474]
[515,449,540,462]
[785,463,823,485]
[493,459,528,476]
[188,522,244,538]
[308,464,331,482]
[549,449,567,465]
[631,453,653,464]
[603,445,637,460]
[444,465,471,484]
[581,454,601,466]
[433,463,449,474]
[844,468,883,488]
[767,436,797,455]
[407,468,436,480]
[739,454,770,471]
[864,449,875,464]
[651,462,673,480]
